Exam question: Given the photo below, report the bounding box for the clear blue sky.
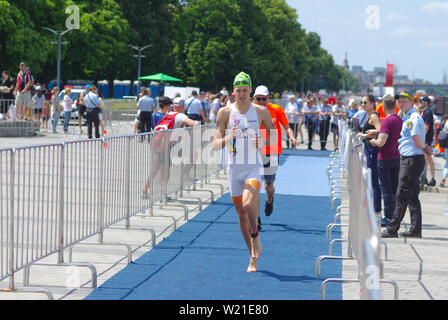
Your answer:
[286,0,448,83]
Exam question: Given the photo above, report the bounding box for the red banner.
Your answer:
[385,64,394,87]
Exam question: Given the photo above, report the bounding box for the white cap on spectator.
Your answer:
[173,97,184,106]
[288,94,296,100]
[254,85,269,96]
[35,86,42,91]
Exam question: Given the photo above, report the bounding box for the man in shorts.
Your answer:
[253,85,297,221]
[212,72,276,272]
[14,62,34,120]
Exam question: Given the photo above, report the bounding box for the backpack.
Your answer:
[439,129,448,148]
[154,112,178,131]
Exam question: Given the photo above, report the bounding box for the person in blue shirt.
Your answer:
[136,88,155,133]
[318,98,332,150]
[382,92,427,238]
[85,86,101,139]
[303,99,319,150]
[346,99,358,119]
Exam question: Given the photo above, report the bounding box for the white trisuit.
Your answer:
[226,103,263,197]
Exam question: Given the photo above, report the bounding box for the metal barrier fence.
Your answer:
[0,148,13,283]
[0,124,226,299]
[317,121,399,300]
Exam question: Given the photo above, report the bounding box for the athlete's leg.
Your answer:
[242,179,262,272]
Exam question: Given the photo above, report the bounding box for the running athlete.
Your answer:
[212,72,276,272]
[254,85,297,218]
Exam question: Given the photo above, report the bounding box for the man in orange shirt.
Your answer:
[254,85,297,219]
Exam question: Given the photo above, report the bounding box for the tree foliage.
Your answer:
[0,0,357,93]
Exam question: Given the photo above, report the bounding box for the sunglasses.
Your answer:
[234,80,250,86]
[255,97,267,101]
[361,101,368,105]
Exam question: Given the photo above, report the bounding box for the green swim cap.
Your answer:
[233,71,252,88]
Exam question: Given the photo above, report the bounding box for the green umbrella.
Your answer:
[138,73,182,82]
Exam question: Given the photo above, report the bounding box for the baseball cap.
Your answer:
[233,71,252,88]
[395,91,414,101]
[35,86,42,91]
[254,85,269,96]
[173,97,184,106]
[420,96,431,103]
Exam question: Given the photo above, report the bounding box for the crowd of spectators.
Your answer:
[0,62,106,137]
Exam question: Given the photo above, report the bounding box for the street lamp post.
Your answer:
[43,27,70,90]
[128,44,152,93]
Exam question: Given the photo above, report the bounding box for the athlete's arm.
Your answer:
[212,107,236,150]
[260,107,277,149]
[278,108,297,146]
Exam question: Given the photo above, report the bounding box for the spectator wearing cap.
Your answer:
[32,86,45,126]
[318,98,332,150]
[136,88,155,134]
[382,92,427,238]
[346,99,358,119]
[85,85,101,138]
[185,90,206,124]
[420,96,436,187]
[369,95,403,227]
[254,85,297,219]
[170,97,198,128]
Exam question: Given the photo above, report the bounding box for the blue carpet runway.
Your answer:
[85,149,343,300]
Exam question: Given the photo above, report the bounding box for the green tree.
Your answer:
[173,0,310,92]
[0,0,55,81]
[60,0,130,93]
[115,0,178,93]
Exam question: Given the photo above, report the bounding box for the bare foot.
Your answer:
[247,257,257,272]
[251,236,262,260]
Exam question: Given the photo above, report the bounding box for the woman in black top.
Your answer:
[357,94,382,215]
[1,71,15,114]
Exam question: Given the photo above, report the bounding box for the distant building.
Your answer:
[343,52,350,71]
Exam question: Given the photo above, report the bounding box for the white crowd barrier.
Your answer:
[317,120,399,300]
[0,124,227,299]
